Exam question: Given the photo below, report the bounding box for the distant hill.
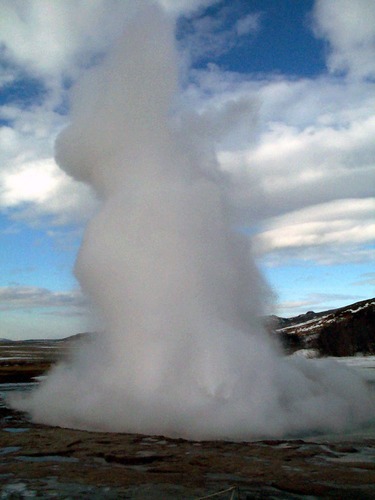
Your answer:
[271,298,375,356]
[59,332,97,343]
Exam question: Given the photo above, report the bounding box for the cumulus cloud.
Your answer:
[312,0,375,79]
[0,118,98,225]
[235,114,375,212]
[0,0,135,80]
[0,157,97,225]
[2,159,67,206]
[199,69,375,266]
[0,63,97,227]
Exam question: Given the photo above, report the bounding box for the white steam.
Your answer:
[11,5,374,440]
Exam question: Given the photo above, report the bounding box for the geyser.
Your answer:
[11,5,374,440]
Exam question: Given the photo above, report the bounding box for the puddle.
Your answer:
[0,382,37,394]
[3,427,30,433]
[0,446,21,456]
[120,464,151,472]
[1,477,122,499]
[16,455,79,463]
[0,482,36,498]
[206,473,248,482]
[136,450,159,457]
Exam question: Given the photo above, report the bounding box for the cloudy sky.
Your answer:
[1,0,374,340]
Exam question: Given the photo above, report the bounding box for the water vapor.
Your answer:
[11,5,374,440]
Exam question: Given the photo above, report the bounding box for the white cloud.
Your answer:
[0,157,97,225]
[178,4,261,65]
[253,198,375,255]
[235,13,260,36]
[313,0,375,79]
[0,0,136,80]
[0,0,216,81]
[195,68,375,268]
[2,159,64,205]
[247,112,375,197]
[351,272,375,288]
[0,285,92,339]
[0,98,97,226]
[159,0,218,15]
[0,285,87,312]
[214,79,375,230]
[0,72,97,227]
[278,292,361,316]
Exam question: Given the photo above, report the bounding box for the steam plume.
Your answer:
[11,5,374,440]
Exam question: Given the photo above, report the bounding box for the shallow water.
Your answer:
[16,455,79,463]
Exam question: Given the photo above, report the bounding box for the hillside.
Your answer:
[272,298,375,356]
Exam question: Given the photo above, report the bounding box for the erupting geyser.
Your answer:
[11,5,374,440]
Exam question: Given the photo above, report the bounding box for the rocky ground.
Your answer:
[1,401,374,499]
[1,379,375,499]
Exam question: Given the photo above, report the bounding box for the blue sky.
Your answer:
[0,0,374,339]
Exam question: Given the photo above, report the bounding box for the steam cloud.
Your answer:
[11,5,374,440]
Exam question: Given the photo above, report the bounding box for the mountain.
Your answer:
[271,298,375,357]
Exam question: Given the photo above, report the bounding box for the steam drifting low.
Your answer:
[11,5,374,440]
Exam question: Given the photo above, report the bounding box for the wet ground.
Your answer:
[1,383,375,499]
